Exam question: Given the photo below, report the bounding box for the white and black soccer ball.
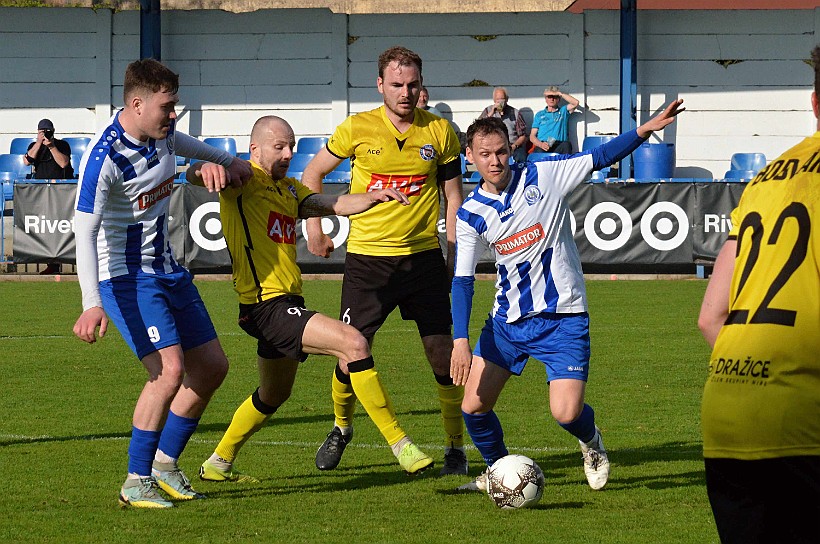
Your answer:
[487,454,545,509]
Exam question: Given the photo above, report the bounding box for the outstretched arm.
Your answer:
[302,148,344,257]
[298,187,409,218]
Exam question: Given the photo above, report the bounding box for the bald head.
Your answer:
[249,116,295,179]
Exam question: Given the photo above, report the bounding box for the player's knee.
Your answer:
[461,396,489,415]
[342,331,371,362]
[551,403,583,425]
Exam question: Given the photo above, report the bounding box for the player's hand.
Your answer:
[307,229,335,258]
[73,306,108,344]
[227,157,252,188]
[196,162,230,192]
[370,187,410,206]
[450,338,473,386]
[638,99,685,137]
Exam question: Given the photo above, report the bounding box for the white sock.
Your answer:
[153,449,176,465]
[391,436,411,457]
[207,453,232,470]
[336,425,353,438]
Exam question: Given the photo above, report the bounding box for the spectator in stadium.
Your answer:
[697,45,820,544]
[72,58,252,509]
[451,101,684,494]
[302,46,467,477]
[188,116,417,483]
[529,86,580,155]
[417,86,442,117]
[479,87,528,163]
[23,118,74,180]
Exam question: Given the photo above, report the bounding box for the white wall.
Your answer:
[0,7,816,178]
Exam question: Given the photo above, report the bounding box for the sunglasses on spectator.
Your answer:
[545,95,560,99]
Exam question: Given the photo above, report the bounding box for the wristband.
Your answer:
[25,154,34,162]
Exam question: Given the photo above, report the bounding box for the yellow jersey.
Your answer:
[218,161,315,305]
[326,106,461,256]
[702,132,820,460]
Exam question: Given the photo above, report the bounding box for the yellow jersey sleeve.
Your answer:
[702,132,820,460]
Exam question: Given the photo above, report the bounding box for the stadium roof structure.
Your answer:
[29,1,574,13]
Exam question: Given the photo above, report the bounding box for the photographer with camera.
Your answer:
[23,119,74,180]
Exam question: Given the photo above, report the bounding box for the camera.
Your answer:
[43,129,54,140]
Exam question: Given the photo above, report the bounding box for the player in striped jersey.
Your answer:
[451,101,684,492]
[72,59,252,508]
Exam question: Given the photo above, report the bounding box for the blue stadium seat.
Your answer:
[582,136,615,177]
[335,157,351,172]
[460,153,467,174]
[2,179,12,201]
[288,153,315,174]
[10,137,35,155]
[730,153,766,174]
[724,169,757,181]
[296,137,328,154]
[582,135,615,151]
[324,170,351,183]
[175,172,189,183]
[590,171,606,182]
[469,171,483,182]
[64,137,91,156]
[203,137,238,156]
[0,154,30,177]
[176,155,188,167]
[237,152,251,161]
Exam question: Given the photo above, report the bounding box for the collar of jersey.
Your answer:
[380,105,416,139]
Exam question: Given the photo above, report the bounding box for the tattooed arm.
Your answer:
[298,187,409,218]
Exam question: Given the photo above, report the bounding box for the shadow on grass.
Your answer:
[0,431,130,447]
[530,440,706,491]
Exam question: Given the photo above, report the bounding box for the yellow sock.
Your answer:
[214,392,273,463]
[348,358,406,446]
[437,381,465,449]
[331,365,357,429]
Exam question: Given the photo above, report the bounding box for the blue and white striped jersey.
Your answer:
[451,129,646,337]
[75,112,181,281]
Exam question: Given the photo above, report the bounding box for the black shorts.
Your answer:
[704,456,820,544]
[238,295,317,362]
[340,249,452,339]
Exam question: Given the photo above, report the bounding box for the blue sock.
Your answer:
[128,427,161,476]
[558,403,596,443]
[157,411,200,461]
[462,410,508,467]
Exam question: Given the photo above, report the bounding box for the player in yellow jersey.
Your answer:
[302,46,467,476]
[697,45,820,544]
[185,116,435,480]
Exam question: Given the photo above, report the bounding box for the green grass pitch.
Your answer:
[0,278,717,543]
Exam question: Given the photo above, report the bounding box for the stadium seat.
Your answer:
[324,170,351,183]
[335,157,351,172]
[730,153,766,174]
[590,171,606,182]
[64,137,91,156]
[0,178,14,202]
[582,136,615,177]
[203,137,238,156]
[176,155,188,167]
[288,153,315,174]
[724,169,757,181]
[175,172,189,183]
[296,137,328,155]
[469,171,483,182]
[71,153,83,176]
[528,152,560,162]
[0,154,30,177]
[582,135,615,151]
[237,152,251,161]
[460,153,467,174]
[10,137,35,155]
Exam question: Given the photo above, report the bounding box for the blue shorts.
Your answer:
[474,312,590,381]
[99,269,217,360]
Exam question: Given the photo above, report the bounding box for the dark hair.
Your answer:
[466,117,509,150]
[378,46,422,79]
[813,45,820,96]
[123,59,179,102]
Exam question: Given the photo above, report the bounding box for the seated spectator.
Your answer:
[417,86,443,117]
[530,86,580,155]
[23,119,74,180]
[479,87,528,162]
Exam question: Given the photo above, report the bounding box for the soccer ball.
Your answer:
[487,454,545,509]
